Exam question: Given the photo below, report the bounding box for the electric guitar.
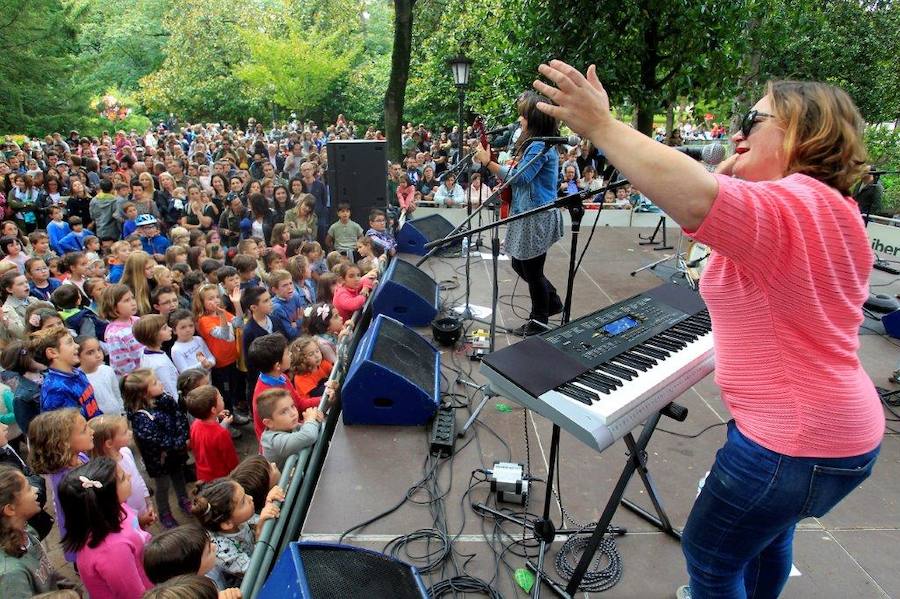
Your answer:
[472,117,514,218]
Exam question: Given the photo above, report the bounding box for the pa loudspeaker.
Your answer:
[259,541,428,598]
[370,259,439,327]
[325,140,387,226]
[396,213,459,255]
[341,314,440,425]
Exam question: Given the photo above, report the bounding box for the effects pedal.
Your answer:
[489,462,528,505]
[430,406,456,457]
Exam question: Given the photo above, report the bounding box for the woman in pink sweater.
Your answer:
[59,457,153,599]
[535,61,883,598]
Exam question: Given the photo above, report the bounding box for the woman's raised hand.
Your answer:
[533,61,612,143]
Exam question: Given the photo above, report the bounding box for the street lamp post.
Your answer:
[448,54,474,317]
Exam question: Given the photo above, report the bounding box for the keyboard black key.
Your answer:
[601,362,638,379]
[558,383,595,405]
[574,376,612,394]
[647,337,682,351]
[627,349,658,365]
[657,333,687,347]
[597,363,634,381]
[635,344,668,359]
[585,370,623,388]
[614,355,648,372]
[666,329,696,342]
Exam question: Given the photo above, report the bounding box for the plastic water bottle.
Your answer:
[462,237,469,257]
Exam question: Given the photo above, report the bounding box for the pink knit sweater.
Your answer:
[686,173,884,458]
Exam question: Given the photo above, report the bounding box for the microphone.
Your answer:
[485,123,517,136]
[870,170,900,176]
[674,143,726,166]
[524,135,581,148]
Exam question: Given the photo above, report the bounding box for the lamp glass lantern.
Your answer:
[448,55,472,88]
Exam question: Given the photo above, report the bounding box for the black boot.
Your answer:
[511,321,549,337]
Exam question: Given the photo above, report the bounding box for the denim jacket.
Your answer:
[497,141,560,213]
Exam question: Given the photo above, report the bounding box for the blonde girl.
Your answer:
[289,335,336,411]
[303,302,351,364]
[88,414,155,528]
[122,250,155,315]
[121,368,190,529]
[152,265,174,289]
[27,408,93,563]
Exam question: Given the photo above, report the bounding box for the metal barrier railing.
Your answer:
[239,263,381,598]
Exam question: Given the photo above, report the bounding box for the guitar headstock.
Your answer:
[472,116,488,148]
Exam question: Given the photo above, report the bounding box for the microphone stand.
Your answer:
[415,147,551,328]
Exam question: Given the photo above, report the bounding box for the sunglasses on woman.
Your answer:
[740,109,775,139]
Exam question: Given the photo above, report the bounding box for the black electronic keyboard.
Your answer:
[480,283,714,453]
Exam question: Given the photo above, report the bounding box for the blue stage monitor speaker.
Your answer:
[883,308,900,339]
[396,213,459,255]
[342,314,440,425]
[371,259,439,327]
[259,541,429,598]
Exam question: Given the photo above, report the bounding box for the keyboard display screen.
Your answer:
[602,315,640,336]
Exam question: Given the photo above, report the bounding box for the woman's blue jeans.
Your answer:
[682,420,879,598]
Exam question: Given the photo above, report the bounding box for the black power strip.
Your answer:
[429,406,456,457]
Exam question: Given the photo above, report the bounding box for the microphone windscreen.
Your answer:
[567,135,581,146]
[702,142,727,166]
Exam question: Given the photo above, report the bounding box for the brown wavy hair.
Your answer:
[768,80,868,195]
[27,408,83,474]
[0,466,29,556]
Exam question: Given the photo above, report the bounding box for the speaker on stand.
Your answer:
[326,140,387,227]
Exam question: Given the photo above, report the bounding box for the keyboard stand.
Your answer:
[565,405,684,595]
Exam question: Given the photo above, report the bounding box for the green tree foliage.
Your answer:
[752,0,900,124]
[234,5,357,119]
[138,0,264,123]
[73,0,170,94]
[0,0,92,135]
[405,0,523,127]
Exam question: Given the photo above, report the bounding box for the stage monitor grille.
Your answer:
[299,545,425,599]
[370,316,435,394]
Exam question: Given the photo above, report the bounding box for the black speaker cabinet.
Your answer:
[326,140,387,227]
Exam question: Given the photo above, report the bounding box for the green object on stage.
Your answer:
[496,402,512,413]
[514,568,535,592]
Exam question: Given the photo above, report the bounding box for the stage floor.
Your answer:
[302,211,900,598]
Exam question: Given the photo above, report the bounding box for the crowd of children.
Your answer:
[0,194,393,596]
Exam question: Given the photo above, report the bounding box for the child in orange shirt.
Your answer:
[289,335,337,409]
[193,283,249,426]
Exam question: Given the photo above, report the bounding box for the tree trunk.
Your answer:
[633,7,659,136]
[384,0,415,162]
[665,100,675,135]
